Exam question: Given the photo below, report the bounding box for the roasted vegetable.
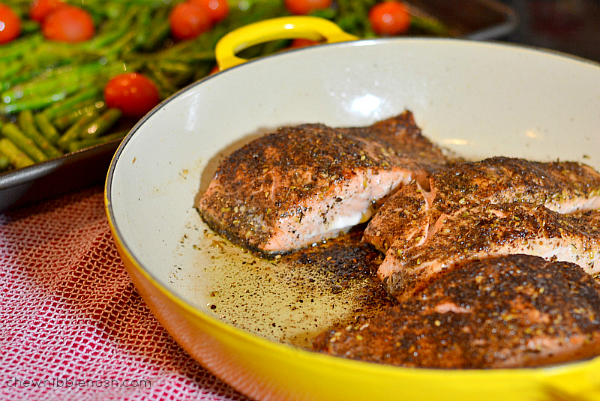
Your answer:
[0,0,450,173]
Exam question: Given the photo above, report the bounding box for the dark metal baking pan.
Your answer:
[0,139,120,211]
[407,0,518,39]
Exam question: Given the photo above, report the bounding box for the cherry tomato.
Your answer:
[104,73,161,118]
[369,1,411,36]
[42,6,95,43]
[169,2,212,41]
[0,4,22,44]
[30,0,66,23]
[190,0,229,23]
[289,38,320,48]
[284,0,332,15]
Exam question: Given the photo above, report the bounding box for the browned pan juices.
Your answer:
[193,228,394,349]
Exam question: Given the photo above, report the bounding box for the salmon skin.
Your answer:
[364,156,600,254]
[196,111,453,256]
[314,254,600,369]
[379,202,600,301]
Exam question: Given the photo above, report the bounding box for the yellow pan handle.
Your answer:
[215,16,358,71]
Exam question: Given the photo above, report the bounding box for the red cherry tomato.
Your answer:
[289,38,320,48]
[30,0,66,23]
[104,73,160,118]
[190,0,229,23]
[0,4,22,44]
[169,2,212,41]
[284,0,332,15]
[42,6,95,43]
[368,1,411,36]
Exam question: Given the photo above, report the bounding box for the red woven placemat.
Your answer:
[0,186,250,401]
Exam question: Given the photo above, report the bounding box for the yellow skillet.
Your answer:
[106,16,600,401]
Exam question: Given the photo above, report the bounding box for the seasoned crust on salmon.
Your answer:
[313,254,600,369]
[196,111,453,256]
[379,202,600,301]
[364,157,600,254]
[336,109,454,171]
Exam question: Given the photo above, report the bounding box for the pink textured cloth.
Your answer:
[0,186,250,401]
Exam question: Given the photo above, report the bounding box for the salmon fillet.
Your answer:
[379,202,600,301]
[364,157,600,253]
[196,111,453,255]
[313,254,600,369]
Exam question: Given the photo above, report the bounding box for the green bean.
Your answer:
[123,50,215,63]
[0,154,10,171]
[0,60,26,82]
[18,110,62,159]
[192,63,213,81]
[104,30,137,58]
[34,113,62,145]
[1,123,48,163]
[133,6,152,49]
[56,111,100,151]
[72,0,179,5]
[1,61,107,103]
[410,14,452,37]
[103,2,127,19]
[1,66,50,92]
[0,33,43,62]
[21,20,41,34]
[155,60,194,75]
[142,8,171,51]
[80,108,123,139]
[42,88,102,119]
[84,6,139,51]
[53,100,107,131]
[68,130,128,153]
[18,42,104,70]
[147,63,178,97]
[0,138,34,169]
[0,92,69,115]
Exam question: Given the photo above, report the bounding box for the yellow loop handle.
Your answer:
[215,16,358,71]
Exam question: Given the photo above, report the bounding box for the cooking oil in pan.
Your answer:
[184,228,393,349]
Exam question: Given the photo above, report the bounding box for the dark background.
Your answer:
[499,0,600,62]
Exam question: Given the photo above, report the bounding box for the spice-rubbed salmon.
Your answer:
[314,254,600,369]
[364,157,600,253]
[378,202,600,301]
[196,111,454,256]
